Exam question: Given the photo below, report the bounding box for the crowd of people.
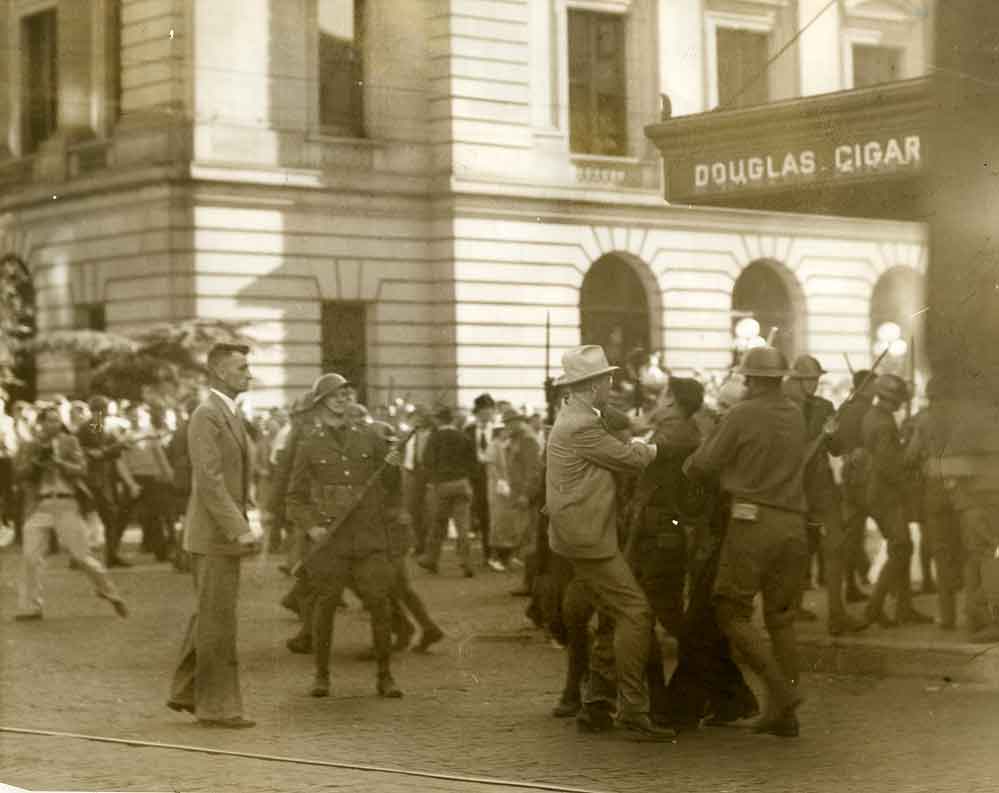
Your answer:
[4,338,996,739]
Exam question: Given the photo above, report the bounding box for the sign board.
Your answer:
[674,134,923,198]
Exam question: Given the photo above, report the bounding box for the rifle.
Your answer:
[295,426,417,577]
[544,312,557,427]
[801,346,890,469]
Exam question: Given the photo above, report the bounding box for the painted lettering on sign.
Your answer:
[690,135,921,193]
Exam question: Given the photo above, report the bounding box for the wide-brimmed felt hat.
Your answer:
[502,408,527,425]
[556,345,619,386]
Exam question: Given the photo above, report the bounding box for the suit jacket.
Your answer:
[465,423,489,487]
[183,393,251,556]
[14,432,91,517]
[546,399,656,560]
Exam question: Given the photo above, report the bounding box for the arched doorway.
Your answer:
[731,259,805,363]
[870,266,924,376]
[580,254,652,371]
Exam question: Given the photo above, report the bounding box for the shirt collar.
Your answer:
[210,388,239,416]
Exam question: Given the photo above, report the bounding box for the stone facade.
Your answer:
[0,0,930,409]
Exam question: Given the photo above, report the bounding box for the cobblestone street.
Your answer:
[2,548,999,793]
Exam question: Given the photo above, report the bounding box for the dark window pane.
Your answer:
[107,0,122,123]
[23,10,59,153]
[318,0,364,136]
[853,44,902,88]
[716,28,769,108]
[321,301,367,403]
[568,10,626,156]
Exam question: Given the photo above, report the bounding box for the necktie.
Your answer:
[480,430,487,452]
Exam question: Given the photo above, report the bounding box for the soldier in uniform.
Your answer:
[285,373,403,698]
[784,355,867,636]
[834,370,877,601]
[861,374,933,626]
[904,378,963,630]
[685,347,808,738]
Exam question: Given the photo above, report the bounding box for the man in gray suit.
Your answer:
[168,343,258,728]
[546,345,674,741]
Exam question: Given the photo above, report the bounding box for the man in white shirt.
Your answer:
[465,393,496,568]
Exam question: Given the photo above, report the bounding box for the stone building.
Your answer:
[0,0,931,408]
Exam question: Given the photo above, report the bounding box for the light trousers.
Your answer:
[18,497,120,614]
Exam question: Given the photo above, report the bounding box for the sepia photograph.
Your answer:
[1,1,998,791]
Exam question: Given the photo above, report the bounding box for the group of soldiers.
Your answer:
[537,340,999,742]
[238,338,999,736]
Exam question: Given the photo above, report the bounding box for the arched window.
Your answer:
[580,254,651,371]
[731,259,805,363]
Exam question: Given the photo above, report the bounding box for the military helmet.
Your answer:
[789,354,827,379]
[875,374,909,404]
[311,372,351,405]
[737,346,791,378]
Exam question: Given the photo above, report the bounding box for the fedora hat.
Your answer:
[556,345,619,386]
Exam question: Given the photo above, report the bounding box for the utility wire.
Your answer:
[723,0,838,109]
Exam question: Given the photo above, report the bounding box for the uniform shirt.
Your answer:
[790,393,840,516]
[862,402,906,495]
[685,390,807,514]
[833,394,873,454]
[424,426,476,484]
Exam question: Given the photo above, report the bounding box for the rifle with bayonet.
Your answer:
[544,312,557,427]
[801,346,890,469]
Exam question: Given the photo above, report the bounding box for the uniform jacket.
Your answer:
[792,393,841,516]
[546,398,656,560]
[14,431,91,517]
[183,393,251,556]
[861,402,906,510]
[286,418,393,563]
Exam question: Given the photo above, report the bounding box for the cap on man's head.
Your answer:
[88,395,110,413]
[473,393,495,412]
[434,405,454,423]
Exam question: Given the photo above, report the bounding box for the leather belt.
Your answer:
[39,492,75,499]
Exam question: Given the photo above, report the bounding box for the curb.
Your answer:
[798,634,999,686]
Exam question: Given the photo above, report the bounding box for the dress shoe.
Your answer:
[286,635,312,654]
[166,700,195,715]
[97,591,129,618]
[14,611,43,622]
[552,699,581,718]
[828,613,870,636]
[463,567,476,578]
[969,624,999,644]
[107,556,133,568]
[897,607,934,625]
[416,557,438,574]
[576,705,614,733]
[614,713,678,742]
[414,625,445,653]
[845,587,869,603]
[198,716,256,729]
[377,674,403,698]
[310,677,331,698]
[277,563,292,577]
[280,592,301,615]
[487,558,506,572]
[705,703,761,726]
[795,607,819,622]
[864,609,899,628]
[752,713,800,738]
